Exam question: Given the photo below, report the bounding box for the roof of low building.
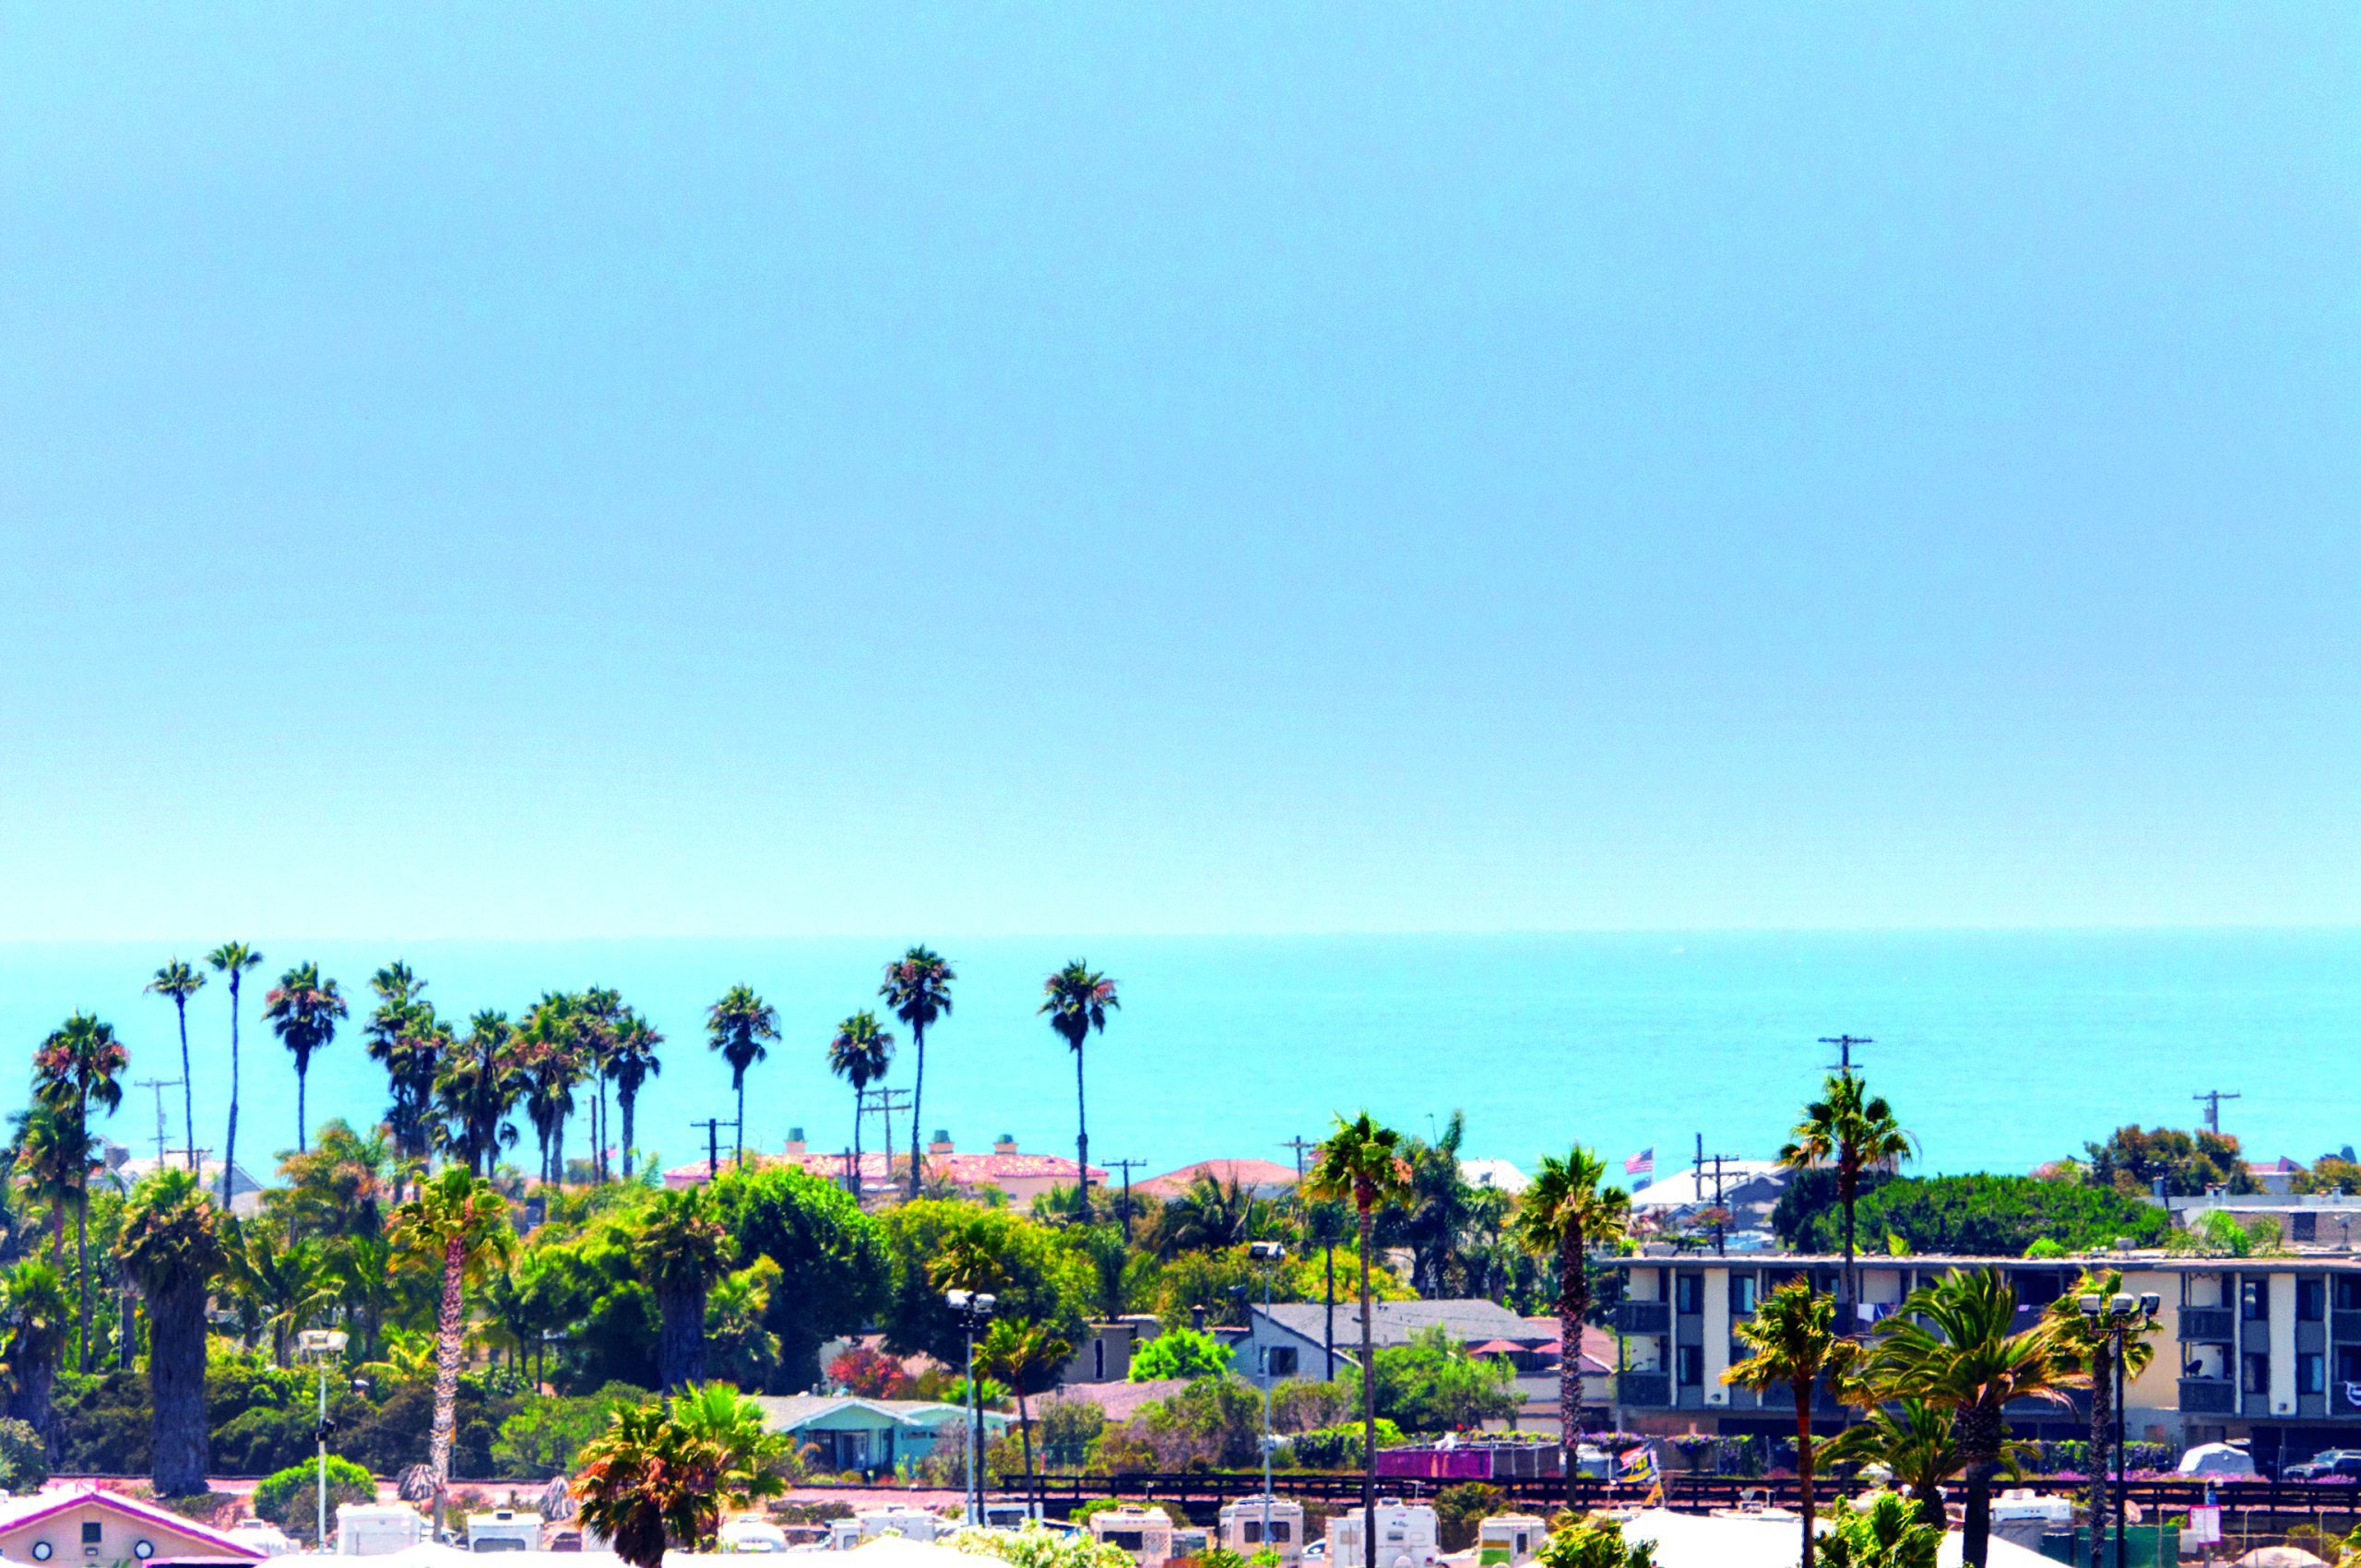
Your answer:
[1044,1378,1194,1422]
[1628,1162,1789,1210]
[1136,1158,1300,1200]
[1254,1297,1533,1349]
[751,1394,1007,1431]
[1458,1158,1530,1194]
[0,1486,259,1560]
[665,1148,1106,1188]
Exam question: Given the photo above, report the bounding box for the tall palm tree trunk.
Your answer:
[735,1075,746,1168]
[1840,1166,1857,1331]
[149,1277,208,1494]
[74,1194,89,1372]
[2087,1340,2112,1568]
[223,980,242,1211]
[1074,1046,1091,1223]
[622,1091,637,1181]
[296,1064,308,1154]
[1016,1385,1038,1517]
[1324,1247,1336,1379]
[1357,1199,1377,1568]
[173,1002,196,1171]
[1793,1377,1816,1568]
[1559,1226,1585,1507]
[908,1023,926,1202]
[849,1087,864,1199]
[656,1282,706,1393]
[594,1082,608,1182]
[430,1235,466,1534]
[1960,1408,2000,1568]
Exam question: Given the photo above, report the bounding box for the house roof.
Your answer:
[1458,1158,1530,1195]
[1255,1298,1533,1350]
[1628,1162,1789,1210]
[1044,1378,1194,1422]
[1135,1159,1300,1200]
[751,1395,1007,1431]
[0,1487,258,1560]
[2248,1158,2307,1176]
[668,1151,1106,1189]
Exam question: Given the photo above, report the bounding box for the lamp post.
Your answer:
[1248,1241,1287,1552]
[296,1329,350,1549]
[2077,1291,2160,1568]
[946,1289,998,1524]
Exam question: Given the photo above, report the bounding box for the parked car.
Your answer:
[2177,1442,2258,1479]
[2284,1450,2361,1481]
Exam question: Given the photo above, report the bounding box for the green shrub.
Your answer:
[1129,1329,1232,1383]
[253,1456,376,1546]
[1435,1484,1505,1551]
[0,1419,47,1491]
[1287,1419,1405,1468]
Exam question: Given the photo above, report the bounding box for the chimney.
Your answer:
[994,1134,1018,1156]
[784,1128,807,1157]
[929,1128,955,1156]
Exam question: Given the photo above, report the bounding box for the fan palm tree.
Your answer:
[2044,1268,2159,1562]
[1868,1268,2082,1568]
[1722,1277,1861,1568]
[670,1381,791,1505]
[1039,961,1118,1222]
[144,961,206,1170]
[1306,1111,1412,1568]
[2,1261,72,1444]
[223,1226,338,1365]
[1509,1146,1631,1505]
[705,986,777,1168]
[573,1403,730,1568]
[116,1168,226,1496]
[609,1013,663,1181]
[638,1187,734,1392]
[825,1013,894,1199]
[516,994,587,1184]
[365,962,446,1170]
[977,1316,1073,1515]
[208,943,265,1209]
[434,1011,524,1178]
[1778,1072,1916,1327]
[34,1013,127,1370]
[389,1169,515,1532]
[10,1103,90,1264]
[262,961,348,1154]
[1817,1396,2009,1531]
[577,989,627,1182]
[880,948,954,1202]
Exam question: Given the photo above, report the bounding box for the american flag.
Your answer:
[1624,1147,1654,1177]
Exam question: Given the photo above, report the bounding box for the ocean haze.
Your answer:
[1,930,2351,1189]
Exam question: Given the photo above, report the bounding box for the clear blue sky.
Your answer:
[3,6,2354,940]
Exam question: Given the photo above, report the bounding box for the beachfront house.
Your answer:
[751,1394,1007,1476]
[1606,1250,2361,1472]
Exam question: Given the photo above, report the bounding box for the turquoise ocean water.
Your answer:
[0,932,2353,1183]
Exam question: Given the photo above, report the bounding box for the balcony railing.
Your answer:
[2179,1378,2237,1415]
[1617,1301,1671,1335]
[1617,1372,1671,1408]
[2178,1307,2235,1342]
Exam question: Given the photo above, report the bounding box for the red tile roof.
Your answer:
[1135,1158,1301,1199]
[665,1149,1105,1187]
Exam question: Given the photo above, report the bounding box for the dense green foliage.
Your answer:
[1790,1174,2171,1255]
[1127,1327,1231,1382]
[254,1455,376,1544]
[1371,1324,1520,1431]
[2080,1125,2257,1196]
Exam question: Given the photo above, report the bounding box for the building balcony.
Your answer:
[1617,1301,1671,1335]
[2178,1307,2235,1343]
[2179,1378,2237,1416]
[1617,1372,1671,1408]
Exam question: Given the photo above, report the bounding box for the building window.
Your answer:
[2243,1280,2268,1321]
[1675,1275,1703,1314]
[1677,1345,1703,1387]
[1094,1341,1107,1380]
[1731,1275,1758,1314]
[2295,1214,2319,1242]
[2339,1277,2361,1312]
[80,1526,100,1548]
[2243,1353,2270,1394]
[1243,1524,1262,1544]
[2300,1280,2327,1322]
[1270,1524,1292,1543]
[2336,1347,2361,1384]
[2302,1353,2326,1395]
[1268,1347,1299,1378]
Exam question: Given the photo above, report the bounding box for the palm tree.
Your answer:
[365,962,446,1170]
[578,989,625,1183]
[1039,961,1118,1222]
[706,986,778,1168]
[516,996,586,1186]
[434,1011,523,1178]
[2,1261,72,1446]
[207,943,265,1209]
[2045,1269,2158,1563]
[638,1187,733,1392]
[1305,1111,1412,1568]
[1722,1277,1860,1568]
[1298,1195,1354,1380]
[262,961,348,1155]
[574,1403,730,1568]
[116,1168,226,1495]
[1509,1146,1632,1505]
[223,1226,337,1365]
[10,1104,90,1264]
[1778,1072,1916,1326]
[609,1013,663,1181]
[880,948,954,1202]
[1869,1268,2082,1568]
[1817,1398,1988,1531]
[669,1381,791,1507]
[825,1013,894,1199]
[34,1013,127,1369]
[977,1316,1073,1515]
[389,1169,516,1532]
[144,961,206,1170]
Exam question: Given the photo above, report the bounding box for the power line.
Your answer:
[2193,1089,2242,1135]
[1820,1035,1874,1075]
[1106,1158,1146,1241]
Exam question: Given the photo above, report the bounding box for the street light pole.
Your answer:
[2078,1289,2159,1568]
[946,1289,997,1524]
[297,1328,350,1549]
[1249,1241,1287,1550]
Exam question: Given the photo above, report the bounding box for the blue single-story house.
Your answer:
[752,1395,1011,1475]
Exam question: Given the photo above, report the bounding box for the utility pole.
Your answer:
[1693,1134,1738,1256]
[863,1088,912,1190]
[1283,1135,1318,1186]
[692,1118,739,1180]
[1107,1158,1146,1241]
[1820,1035,1873,1075]
[136,1078,183,1168]
[2193,1089,2241,1136]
